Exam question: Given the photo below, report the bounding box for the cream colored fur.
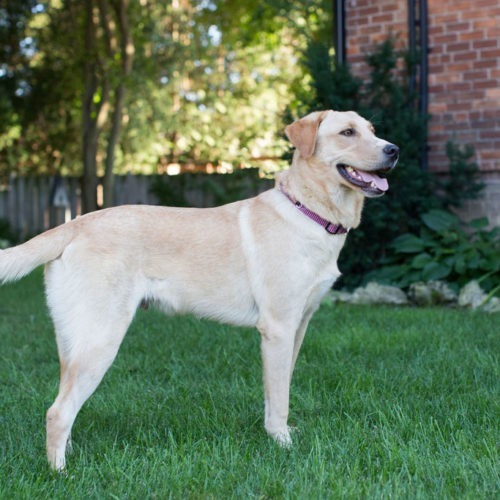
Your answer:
[0,110,398,470]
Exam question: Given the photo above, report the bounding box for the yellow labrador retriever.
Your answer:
[0,110,398,470]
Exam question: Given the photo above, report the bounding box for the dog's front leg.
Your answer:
[258,319,295,447]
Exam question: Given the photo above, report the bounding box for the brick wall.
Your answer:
[344,0,500,225]
[346,0,407,73]
[427,0,500,175]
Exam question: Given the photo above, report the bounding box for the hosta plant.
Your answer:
[366,209,499,293]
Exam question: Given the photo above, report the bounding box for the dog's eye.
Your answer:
[340,128,355,137]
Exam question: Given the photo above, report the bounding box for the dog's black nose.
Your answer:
[383,143,400,159]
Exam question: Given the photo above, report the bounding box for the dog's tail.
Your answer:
[0,223,75,284]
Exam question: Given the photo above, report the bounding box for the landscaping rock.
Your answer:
[328,290,353,305]
[481,296,500,314]
[354,282,408,305]
[457,280,500,313]
[408,280,457,306]
[458,280,485,308]
[327,279,498,312]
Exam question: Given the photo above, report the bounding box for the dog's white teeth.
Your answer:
[346,166,360,178]
[370,181,376,188]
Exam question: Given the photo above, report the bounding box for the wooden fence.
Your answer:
[0,172,273,241]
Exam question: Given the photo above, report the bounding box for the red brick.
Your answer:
[446,101,471,112]
[463,9,498,20]
[472,0,500,8]
[429,85,446,95]
[429,25,445,36]
[478,130,500,140]
[472,39,498,49]
[430,13,460,24]
[476,79,499,89]
[475,18,498,28]
[479,48,500,59]
[484,26,500,39]
[363,24,384,35]
[372,13,394,23]
[447,42,471,52]
[446,82,473,92]
[349,16,371,27]
[445,62,470,73]
[434,34,458,45]
[475,59,497,70]
[463,70,488,80]
[356,6,380,16]
[452,52,476,62]
[459,31,484,41]
[454,112,470,121]
[475,0,499,5]
[447,22,472,32]
[480,151,500,160]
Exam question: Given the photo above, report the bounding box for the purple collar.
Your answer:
[279,186,349,235]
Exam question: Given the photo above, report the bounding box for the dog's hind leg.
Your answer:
[46,308,135,471]
[44,263,140,470]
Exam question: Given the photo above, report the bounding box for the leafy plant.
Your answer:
[366,209,499,292]
[437,142,485,208]
[0,218,16,247]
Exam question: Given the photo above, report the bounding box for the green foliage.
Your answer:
[0,218,16,247]
[300,38,484,288]
[1,0,324,181]
[437,141,485,208]
[366,209,500,292]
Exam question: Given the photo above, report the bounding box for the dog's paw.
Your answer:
[269,427,293,448]
[47,448,67,472]
[49,457,67,473]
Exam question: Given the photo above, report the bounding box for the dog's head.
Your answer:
[285,110,399,198]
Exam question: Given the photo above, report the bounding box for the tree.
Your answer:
[0,0,330,210]
[82,0,134,212]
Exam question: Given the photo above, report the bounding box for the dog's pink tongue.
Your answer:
[357,170,389,191]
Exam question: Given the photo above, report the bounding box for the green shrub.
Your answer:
[0,218,16,248]
[437,142,485,208]
[365,209,499,293]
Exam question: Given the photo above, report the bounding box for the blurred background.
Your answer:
[0,0,498,291]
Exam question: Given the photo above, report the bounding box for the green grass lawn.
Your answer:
[0,270,498,498]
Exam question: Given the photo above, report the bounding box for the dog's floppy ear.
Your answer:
[285,111,328,159]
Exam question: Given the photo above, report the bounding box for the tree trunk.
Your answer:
[102,85,124,208]
[81,0,98,214]
[102,0,134,208]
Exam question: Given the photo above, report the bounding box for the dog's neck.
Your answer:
[276,154,365,229]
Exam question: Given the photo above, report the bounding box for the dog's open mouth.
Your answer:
[337,164,390,196]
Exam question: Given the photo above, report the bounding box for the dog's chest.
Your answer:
[304,241,343,307]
